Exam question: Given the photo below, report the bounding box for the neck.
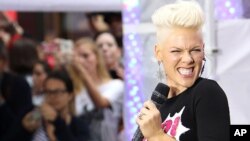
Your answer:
[167,87,179,99]
[166,82,187,99]
[89,70,102,85]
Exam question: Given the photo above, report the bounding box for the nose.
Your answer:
[99,44,108,52]
[182,52,194,64]
[46,94,57,100]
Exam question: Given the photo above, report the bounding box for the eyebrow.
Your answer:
[171,47,182,50]
[171,45,202,49]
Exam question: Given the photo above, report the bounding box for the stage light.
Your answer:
[215,0,243,20]
[122,0,144,140]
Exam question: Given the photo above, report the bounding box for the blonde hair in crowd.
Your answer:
[151,0,205,42]
[67,37,111,94]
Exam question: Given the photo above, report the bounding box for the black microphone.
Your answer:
[132,83,170,141]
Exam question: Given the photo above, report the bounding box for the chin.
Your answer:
[181,81,195,88]
[178,77,198,88]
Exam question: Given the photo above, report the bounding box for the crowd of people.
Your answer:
[0,11,124,141]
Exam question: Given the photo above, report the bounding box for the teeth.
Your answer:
[178,68,193,75]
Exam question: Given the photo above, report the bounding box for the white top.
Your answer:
[75,79,124,117]
[32,94,44,107]
[75,79,124,141]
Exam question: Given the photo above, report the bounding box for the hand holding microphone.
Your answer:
[136,101,164,140]
[132,83,169,141]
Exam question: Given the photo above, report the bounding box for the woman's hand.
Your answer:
[136,100,175,141]
[40,103,57,122]
[136,101,163,139]
[115,66,124,79]
[71,54,88,76]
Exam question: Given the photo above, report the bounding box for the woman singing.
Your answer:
[136,1,230,141]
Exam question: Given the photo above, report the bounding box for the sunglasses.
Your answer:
[44,89,67,96]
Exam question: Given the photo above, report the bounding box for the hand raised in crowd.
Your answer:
[40,102,58,122]
[22,110,41,132]
[71,54,89,77]
[91,14,110,32]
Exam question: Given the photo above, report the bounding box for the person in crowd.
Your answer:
[0,71,33,141]
[95,31,124,80]
[103,13,123,46]
[40,31,74,70]
[135,1,230,141]
[88,13,122,43]
[22,69,90,141]
[0,38,34,141]
[95,31,125,139]
[32,60,51,106]
[68,37,124,141]
[0,13,23,49]
[0,43,8,103]
[8,38,39,86]
[88,13,110,35]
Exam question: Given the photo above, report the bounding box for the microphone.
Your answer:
[132,83,170,141]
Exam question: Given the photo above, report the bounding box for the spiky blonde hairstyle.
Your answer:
[151,0,205,43]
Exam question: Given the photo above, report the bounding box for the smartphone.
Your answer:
[31,108,41,121]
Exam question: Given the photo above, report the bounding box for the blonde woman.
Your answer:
[136,1,230,141]
[95,31,124,80]
[68,37,124,141]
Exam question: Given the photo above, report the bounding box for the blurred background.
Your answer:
[0,0,250,141]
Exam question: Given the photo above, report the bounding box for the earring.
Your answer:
[201,58,206,75]
[157,61,164,81]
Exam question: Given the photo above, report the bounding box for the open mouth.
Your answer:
[177,67,194,77]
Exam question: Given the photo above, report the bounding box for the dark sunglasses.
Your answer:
[44,89,68,96]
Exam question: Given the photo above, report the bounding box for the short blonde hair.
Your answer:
[152,0,204,42]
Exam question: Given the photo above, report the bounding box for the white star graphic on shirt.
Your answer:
[162,107,189,141]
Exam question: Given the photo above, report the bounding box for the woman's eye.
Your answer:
[192,49,201,52]
[171,50,181,53]
[108,43,113,47]
[97,45,102,48]
[84,54,89,58]
[80,54,89,58]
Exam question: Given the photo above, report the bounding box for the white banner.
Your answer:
[217,19,250,124]
[0,0,121,12]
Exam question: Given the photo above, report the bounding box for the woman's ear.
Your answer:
[154,44,162,61]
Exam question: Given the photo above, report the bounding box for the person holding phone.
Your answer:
[22,69,89,141]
